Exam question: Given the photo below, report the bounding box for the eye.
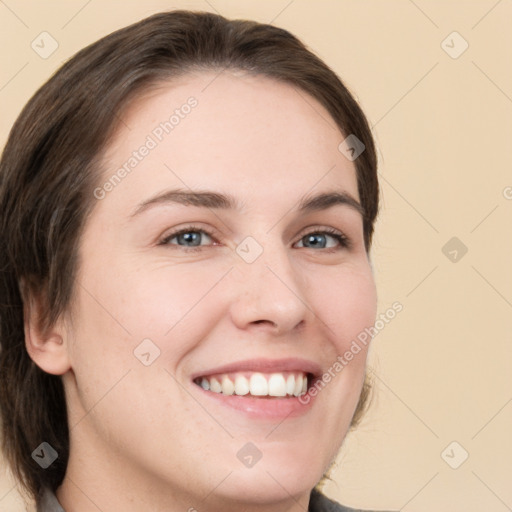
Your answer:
[159,226,216,251]
[295,228,350,251]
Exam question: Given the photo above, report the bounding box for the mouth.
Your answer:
[190,358,322,418]
[193,371,312,398]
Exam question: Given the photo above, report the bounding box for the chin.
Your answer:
[219,471,318,506]
[215,446,325,505]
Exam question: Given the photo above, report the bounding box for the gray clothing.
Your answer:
[37,488,64,512]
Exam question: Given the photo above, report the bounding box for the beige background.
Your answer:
[1,1,511,510]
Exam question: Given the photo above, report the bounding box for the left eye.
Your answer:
[160,227,349,250]
[295,230,348,249]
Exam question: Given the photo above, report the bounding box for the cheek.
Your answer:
[312,263,377,351]
[312,265,377,406]
[70,258,231,370]
[122,263,231,341]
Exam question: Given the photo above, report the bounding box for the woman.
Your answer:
[0,10,391,512]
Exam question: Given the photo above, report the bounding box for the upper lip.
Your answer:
[191,357,322,380]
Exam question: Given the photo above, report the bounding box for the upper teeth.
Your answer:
[196,372,308,397]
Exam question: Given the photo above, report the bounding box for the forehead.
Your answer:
[98,70,358,212]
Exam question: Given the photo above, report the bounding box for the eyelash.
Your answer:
[158,224,351,252]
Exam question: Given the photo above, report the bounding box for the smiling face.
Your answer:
[55,70,377,511]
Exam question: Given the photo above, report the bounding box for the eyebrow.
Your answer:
[130,188,365,218]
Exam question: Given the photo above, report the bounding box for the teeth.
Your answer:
[249,373,268,396]
[210,377,222,393]
[294,375,303,396]
[221,375,235,395]
[234,375,250,396]
[268,373,287,396]
[196,371,309,398]
[286,374,295,395]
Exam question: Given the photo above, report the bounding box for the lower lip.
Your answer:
[193,384,316,419]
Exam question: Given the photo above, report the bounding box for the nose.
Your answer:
[228,238,311,336]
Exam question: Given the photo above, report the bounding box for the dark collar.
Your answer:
[309,488,396,512]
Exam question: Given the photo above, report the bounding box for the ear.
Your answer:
[21,278,71,376]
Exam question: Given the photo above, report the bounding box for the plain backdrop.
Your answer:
[1,1,511,511]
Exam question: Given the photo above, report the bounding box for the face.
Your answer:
[60,71,377,509]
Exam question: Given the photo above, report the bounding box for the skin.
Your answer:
[26,70,377,512]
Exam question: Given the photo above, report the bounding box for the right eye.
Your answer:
[159,225,219,252]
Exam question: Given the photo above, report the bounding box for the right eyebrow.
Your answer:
[130,189,241,218]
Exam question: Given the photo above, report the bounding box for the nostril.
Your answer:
[251,319,278,327]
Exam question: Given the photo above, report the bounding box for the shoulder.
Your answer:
[309,488,396,512]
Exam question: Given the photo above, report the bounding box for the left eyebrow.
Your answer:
[297,190,364,217]
[129,188,364,218]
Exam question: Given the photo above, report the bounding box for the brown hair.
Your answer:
[0,10,379,504]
